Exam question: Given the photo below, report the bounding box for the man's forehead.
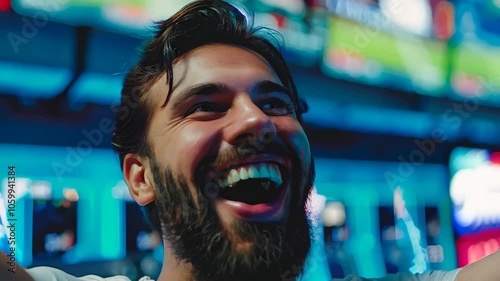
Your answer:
[147,44,282,105]
[173,44,279,82]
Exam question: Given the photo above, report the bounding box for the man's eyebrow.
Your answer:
[255,80,293,99]
[171,82,229,109]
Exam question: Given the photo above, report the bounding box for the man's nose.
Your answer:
[224,96,277,146]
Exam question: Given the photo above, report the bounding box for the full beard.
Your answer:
[149,155,315,281]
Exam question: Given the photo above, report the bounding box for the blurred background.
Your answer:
[0,0,499,280]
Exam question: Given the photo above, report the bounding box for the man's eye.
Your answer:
[185,103,222,116]
[261,98,295,115]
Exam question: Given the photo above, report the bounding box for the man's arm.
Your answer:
[0,250,35,281]
[456,250,500,281]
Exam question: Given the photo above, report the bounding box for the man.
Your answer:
[3,0,500,280]
[109,1,314,280]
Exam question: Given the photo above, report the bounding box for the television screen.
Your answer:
[450,147,500,266]
[11,0,197,36]
[322,0,452,96]
[450,147,500,235]
[32,200,77,257]
[253,0,327,16]
[253,0,308,16]
[249,0,327,67]
[449,0,500,106]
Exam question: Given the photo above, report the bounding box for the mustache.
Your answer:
[197,141,292,182]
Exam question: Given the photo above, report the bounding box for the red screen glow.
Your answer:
[456,228,500,267]
[0,0,10,12]
[490,152,500,165]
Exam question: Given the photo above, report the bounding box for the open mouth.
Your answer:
[210,162,285,205]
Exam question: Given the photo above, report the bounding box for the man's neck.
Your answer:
[157,243,193,281]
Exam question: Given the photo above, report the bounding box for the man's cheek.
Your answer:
[277,121,310,159]
[293,131,311,168]
[178,129,219,172]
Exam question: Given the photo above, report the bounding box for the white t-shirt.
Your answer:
[27,266,461,281]
[331,270,461,280]
[27,267,151,281]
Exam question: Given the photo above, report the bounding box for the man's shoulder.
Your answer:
[27,266,154,281]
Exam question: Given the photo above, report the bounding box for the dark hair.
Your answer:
[111,0,308,232]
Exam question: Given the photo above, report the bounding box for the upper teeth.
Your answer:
[214,162,283,189]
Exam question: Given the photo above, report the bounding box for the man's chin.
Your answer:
[183,185,310,281]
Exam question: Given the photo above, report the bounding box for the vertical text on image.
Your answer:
[6,166,17,273]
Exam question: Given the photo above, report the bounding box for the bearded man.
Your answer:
[4,1,500,281]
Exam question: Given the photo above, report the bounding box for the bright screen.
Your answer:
[322,0,453,96]
[450,147,500,234]
[450,147,500,266]
[11,0,196,36]
[449,0,500,106]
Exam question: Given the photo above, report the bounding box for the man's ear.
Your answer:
[123,153,156,206]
